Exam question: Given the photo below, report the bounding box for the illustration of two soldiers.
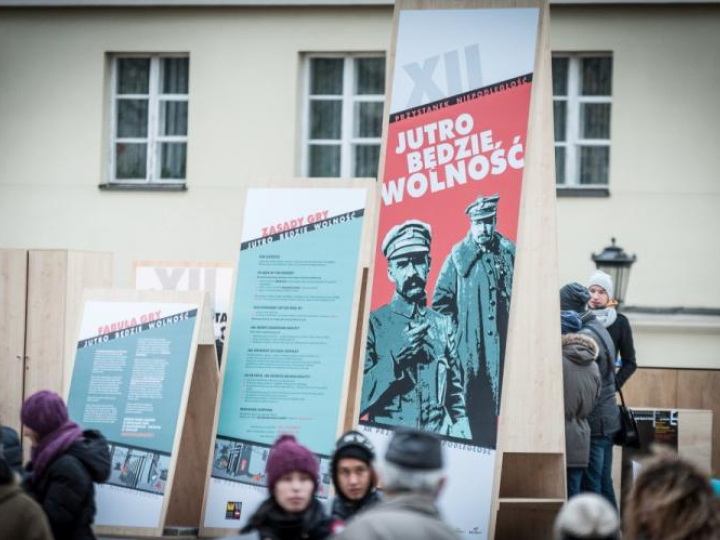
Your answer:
[361,194,515,448]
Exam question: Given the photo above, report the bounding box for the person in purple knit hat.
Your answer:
[239,434,331,540]
[21,390,111,540]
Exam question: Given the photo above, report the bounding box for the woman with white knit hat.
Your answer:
[588,270,637,389]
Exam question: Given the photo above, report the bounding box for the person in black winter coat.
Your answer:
[238,434,331,540]
[588,270,637,388]
[560,283,620,508]
[328,430,382,533]
[20,390,111,540]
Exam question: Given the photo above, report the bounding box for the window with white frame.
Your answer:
[303,54,386,178]
[110,55,189,184]
[552,54,612,186]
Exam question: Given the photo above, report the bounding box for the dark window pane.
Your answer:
[582,57,612,96]
[553,100,567,142]
[354,102,383,138]
[555,146,566,185]
[116,143,147,179]
[117,58,150,94]
[310,100,342,139]
[162,58,189,94]
[310,58,343,95]
[552,57,568,96]
[309,145,341,177]
[160,143,187,179]
[355,58,385,95]
[160,101,188,136]
[353,144,380,178]
[117,99,149,138]
[580,103,611,139]
[580,146,609,185]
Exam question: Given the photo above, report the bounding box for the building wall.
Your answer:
[1,5,719,368]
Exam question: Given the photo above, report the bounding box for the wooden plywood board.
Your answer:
[677,409,713,473]
[677,370,720,475]
[622,368,677,409]
[165,344,219,527]
[24,250,68,401]
[0,249,28,433]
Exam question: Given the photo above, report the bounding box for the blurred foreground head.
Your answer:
[381,427,445,498]
[553,493,619,540]
[624,446,720,540]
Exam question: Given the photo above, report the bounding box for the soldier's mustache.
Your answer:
[403,277,426,292]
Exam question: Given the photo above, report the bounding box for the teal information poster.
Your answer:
[204,186,367,530]
[67,300,197,528]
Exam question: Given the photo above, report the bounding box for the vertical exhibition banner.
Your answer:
[203,187,368,531]
[135,263,233,361]
[66,300,198,530]
[358,8,538,539]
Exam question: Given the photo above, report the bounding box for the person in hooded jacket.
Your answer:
[238,434,330,540]
[327,430,382,533]
[20,390,111,540]
[560,311,602,499]
[560,283,620,508]
[0,421,53,540]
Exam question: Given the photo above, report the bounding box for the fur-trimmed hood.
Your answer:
[562,333,598,366]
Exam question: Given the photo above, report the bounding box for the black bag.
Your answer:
[613,380,640,448]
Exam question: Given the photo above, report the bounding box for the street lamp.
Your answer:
[591,238,637,307]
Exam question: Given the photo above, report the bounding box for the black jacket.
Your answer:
[1,426,23,475]
[607,312,637,388]
[23,430,111,540]
[240,497,331,540]
[581,314,621,437]
[329,489,382,523]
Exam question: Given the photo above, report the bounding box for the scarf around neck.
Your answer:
[593,306,618,328]
[30,421,83,483]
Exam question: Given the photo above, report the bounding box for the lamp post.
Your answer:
[591,238,637,308]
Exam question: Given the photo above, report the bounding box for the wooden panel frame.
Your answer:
[199,178,377,537]
[66,289,217,538]
[0,249,28,433]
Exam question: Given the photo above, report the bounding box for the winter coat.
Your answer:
[328,489,382,532]
[336,492,460,540]
[1,425,23,474]
[562,333,602,468]
[239,497,331,540]
[432,232,515,449]
[0,483,53,540]
[23,430,111,540]
[581,315,621,437]
[607,312,637,388]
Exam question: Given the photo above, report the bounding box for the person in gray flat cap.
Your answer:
[431,193,515,449]
[337,427,459,540]
[360,220,470,439]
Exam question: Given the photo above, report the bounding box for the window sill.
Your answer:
[99,183,187,192]
[556,186,609,198]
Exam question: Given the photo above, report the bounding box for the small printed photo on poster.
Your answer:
[211,436,332,499]
[107,443,170,495]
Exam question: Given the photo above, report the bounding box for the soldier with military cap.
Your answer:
[432,193,515,449]
[360,220,470,439]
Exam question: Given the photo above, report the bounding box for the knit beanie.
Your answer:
[331,430,375,492]
[588,270,614,300]
[560,283,591,313]
[21,391,69,438]
[553,494,620,540]
[265,434,318,493]
[561,310,583,335]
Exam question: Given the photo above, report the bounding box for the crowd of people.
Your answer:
[1,269,720,540]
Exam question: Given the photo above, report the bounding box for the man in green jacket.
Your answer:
[432,194,515,449]
[361,220,470,439]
